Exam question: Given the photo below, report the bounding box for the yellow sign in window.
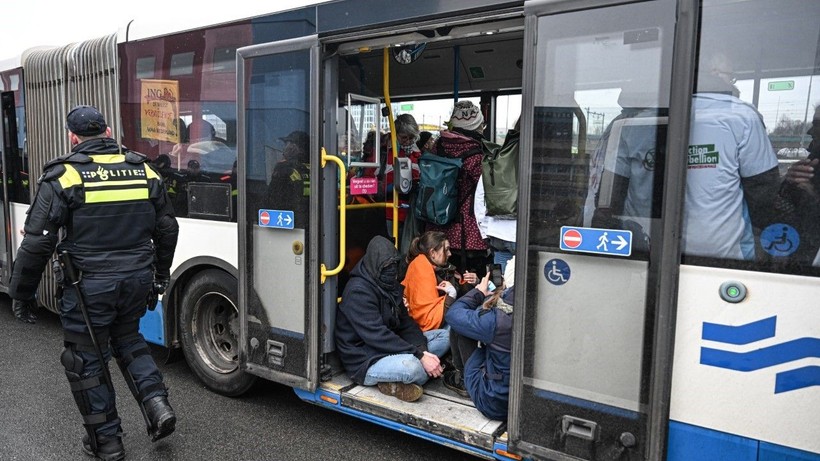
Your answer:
[140,79,180,143]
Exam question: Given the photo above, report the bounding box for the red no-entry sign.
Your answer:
[562,228,582,249]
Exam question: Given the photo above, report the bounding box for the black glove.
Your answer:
[12,298,37,324]
[146,274,170,311]
[154,274,170,295]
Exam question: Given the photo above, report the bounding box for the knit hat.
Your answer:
[416,131,433,151]
[448,101,484,132]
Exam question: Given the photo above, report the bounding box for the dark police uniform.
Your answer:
[8,106,179,459]
[267,130,310,228]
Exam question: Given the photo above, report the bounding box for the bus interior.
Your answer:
[319,17,526,452]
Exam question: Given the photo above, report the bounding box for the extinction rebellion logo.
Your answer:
[688,144,719,169]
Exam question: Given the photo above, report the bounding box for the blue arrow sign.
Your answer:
[259,209,295,230]
[559,226,632,257]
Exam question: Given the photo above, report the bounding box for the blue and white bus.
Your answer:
[1,0,818,459]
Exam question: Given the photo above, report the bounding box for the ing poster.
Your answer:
[140,80,180,143]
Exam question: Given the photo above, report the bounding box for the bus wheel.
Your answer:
[180,269,256,396]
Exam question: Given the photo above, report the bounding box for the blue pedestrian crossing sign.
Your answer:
[259,209,295,230]
[560,226,632,257]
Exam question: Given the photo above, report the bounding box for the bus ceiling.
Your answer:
[334,18,524,56]
[336,19,524,98]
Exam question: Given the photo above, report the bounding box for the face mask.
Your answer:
[379,265,398,286]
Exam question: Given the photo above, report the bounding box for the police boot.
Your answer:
[144,396,176,442]
[11,299,37,323]
[82,433,125,461]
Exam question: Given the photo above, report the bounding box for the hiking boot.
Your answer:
[82,434,125,461]
[377,382,424,402]
[443,370,470,398]
[144,396,176,442]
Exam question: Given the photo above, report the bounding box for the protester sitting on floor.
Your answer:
[335,236,449,402]
[444,259,514,420]
[402,231,477,332]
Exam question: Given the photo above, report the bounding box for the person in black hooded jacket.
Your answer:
[335,236,449,402]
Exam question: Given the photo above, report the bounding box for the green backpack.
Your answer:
[481,129,519,217]
[414,153,464,226]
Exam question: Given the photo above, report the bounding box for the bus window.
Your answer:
[682,0,820,275]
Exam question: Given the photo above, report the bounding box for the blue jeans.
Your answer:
[489,236,516,273]
[363,329,450,386]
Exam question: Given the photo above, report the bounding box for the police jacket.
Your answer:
[267,160,309,227]
[8,137,179,300]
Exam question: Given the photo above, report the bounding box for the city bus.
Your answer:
[1,0,818,459]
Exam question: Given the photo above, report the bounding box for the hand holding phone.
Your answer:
[487,264,504,289]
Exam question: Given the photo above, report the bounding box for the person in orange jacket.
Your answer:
[401,231,478,332]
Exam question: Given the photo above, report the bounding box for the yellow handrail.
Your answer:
[383,48,399,248]
[321,147,346,284]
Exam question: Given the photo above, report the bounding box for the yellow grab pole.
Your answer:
[320,147,346,283]
[384,48,399,247]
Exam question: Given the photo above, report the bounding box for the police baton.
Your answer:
[55,251,116,394]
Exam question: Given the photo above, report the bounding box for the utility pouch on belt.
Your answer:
[51,254,65,298]
[56,251,80,285]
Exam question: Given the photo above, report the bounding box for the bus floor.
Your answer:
[320,371,507,453]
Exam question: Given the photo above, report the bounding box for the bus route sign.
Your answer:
[259,209,295,230]
[559,226,632,257]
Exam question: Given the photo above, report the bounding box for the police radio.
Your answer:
[394,157,412,194]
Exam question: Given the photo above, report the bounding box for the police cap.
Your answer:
[280,131,309,152]
[66,105,108,136]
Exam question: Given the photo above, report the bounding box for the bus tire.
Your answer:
[179,269,256,396]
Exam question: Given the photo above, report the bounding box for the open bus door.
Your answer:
[509,0,681,459]
[0,91,19,288]
[237,36,321,391]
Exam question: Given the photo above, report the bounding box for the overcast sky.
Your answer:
[1,1,326,62]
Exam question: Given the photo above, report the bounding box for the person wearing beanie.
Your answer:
[416,131,435,154]
[448,100,485,132]
[427,100,491,274]
[444,270,513,421]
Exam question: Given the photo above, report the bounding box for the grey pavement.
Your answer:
[0,294,476,461]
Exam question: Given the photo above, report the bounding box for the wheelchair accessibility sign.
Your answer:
[760,223,799,257]
[544,258,571,286]
[560,226,632,257]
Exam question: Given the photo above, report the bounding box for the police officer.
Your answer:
[267,130,310,227]
[8,105,179,460]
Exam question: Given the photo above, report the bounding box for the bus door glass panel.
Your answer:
[344,94,382,196]
[240,40,317,388]
[344,94,380,168]
[516,1,675,458]
[669,1,820,458]
[0,91,20,284]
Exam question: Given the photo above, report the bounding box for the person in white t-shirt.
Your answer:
[475,176,517,272]
[586,53,782,260]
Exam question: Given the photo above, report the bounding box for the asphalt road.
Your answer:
[0,295,478,461]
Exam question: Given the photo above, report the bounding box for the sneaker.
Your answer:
[443,370,470,398]
[144,396,176,442]
[82,434,125,461]
[377,382,424,402]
